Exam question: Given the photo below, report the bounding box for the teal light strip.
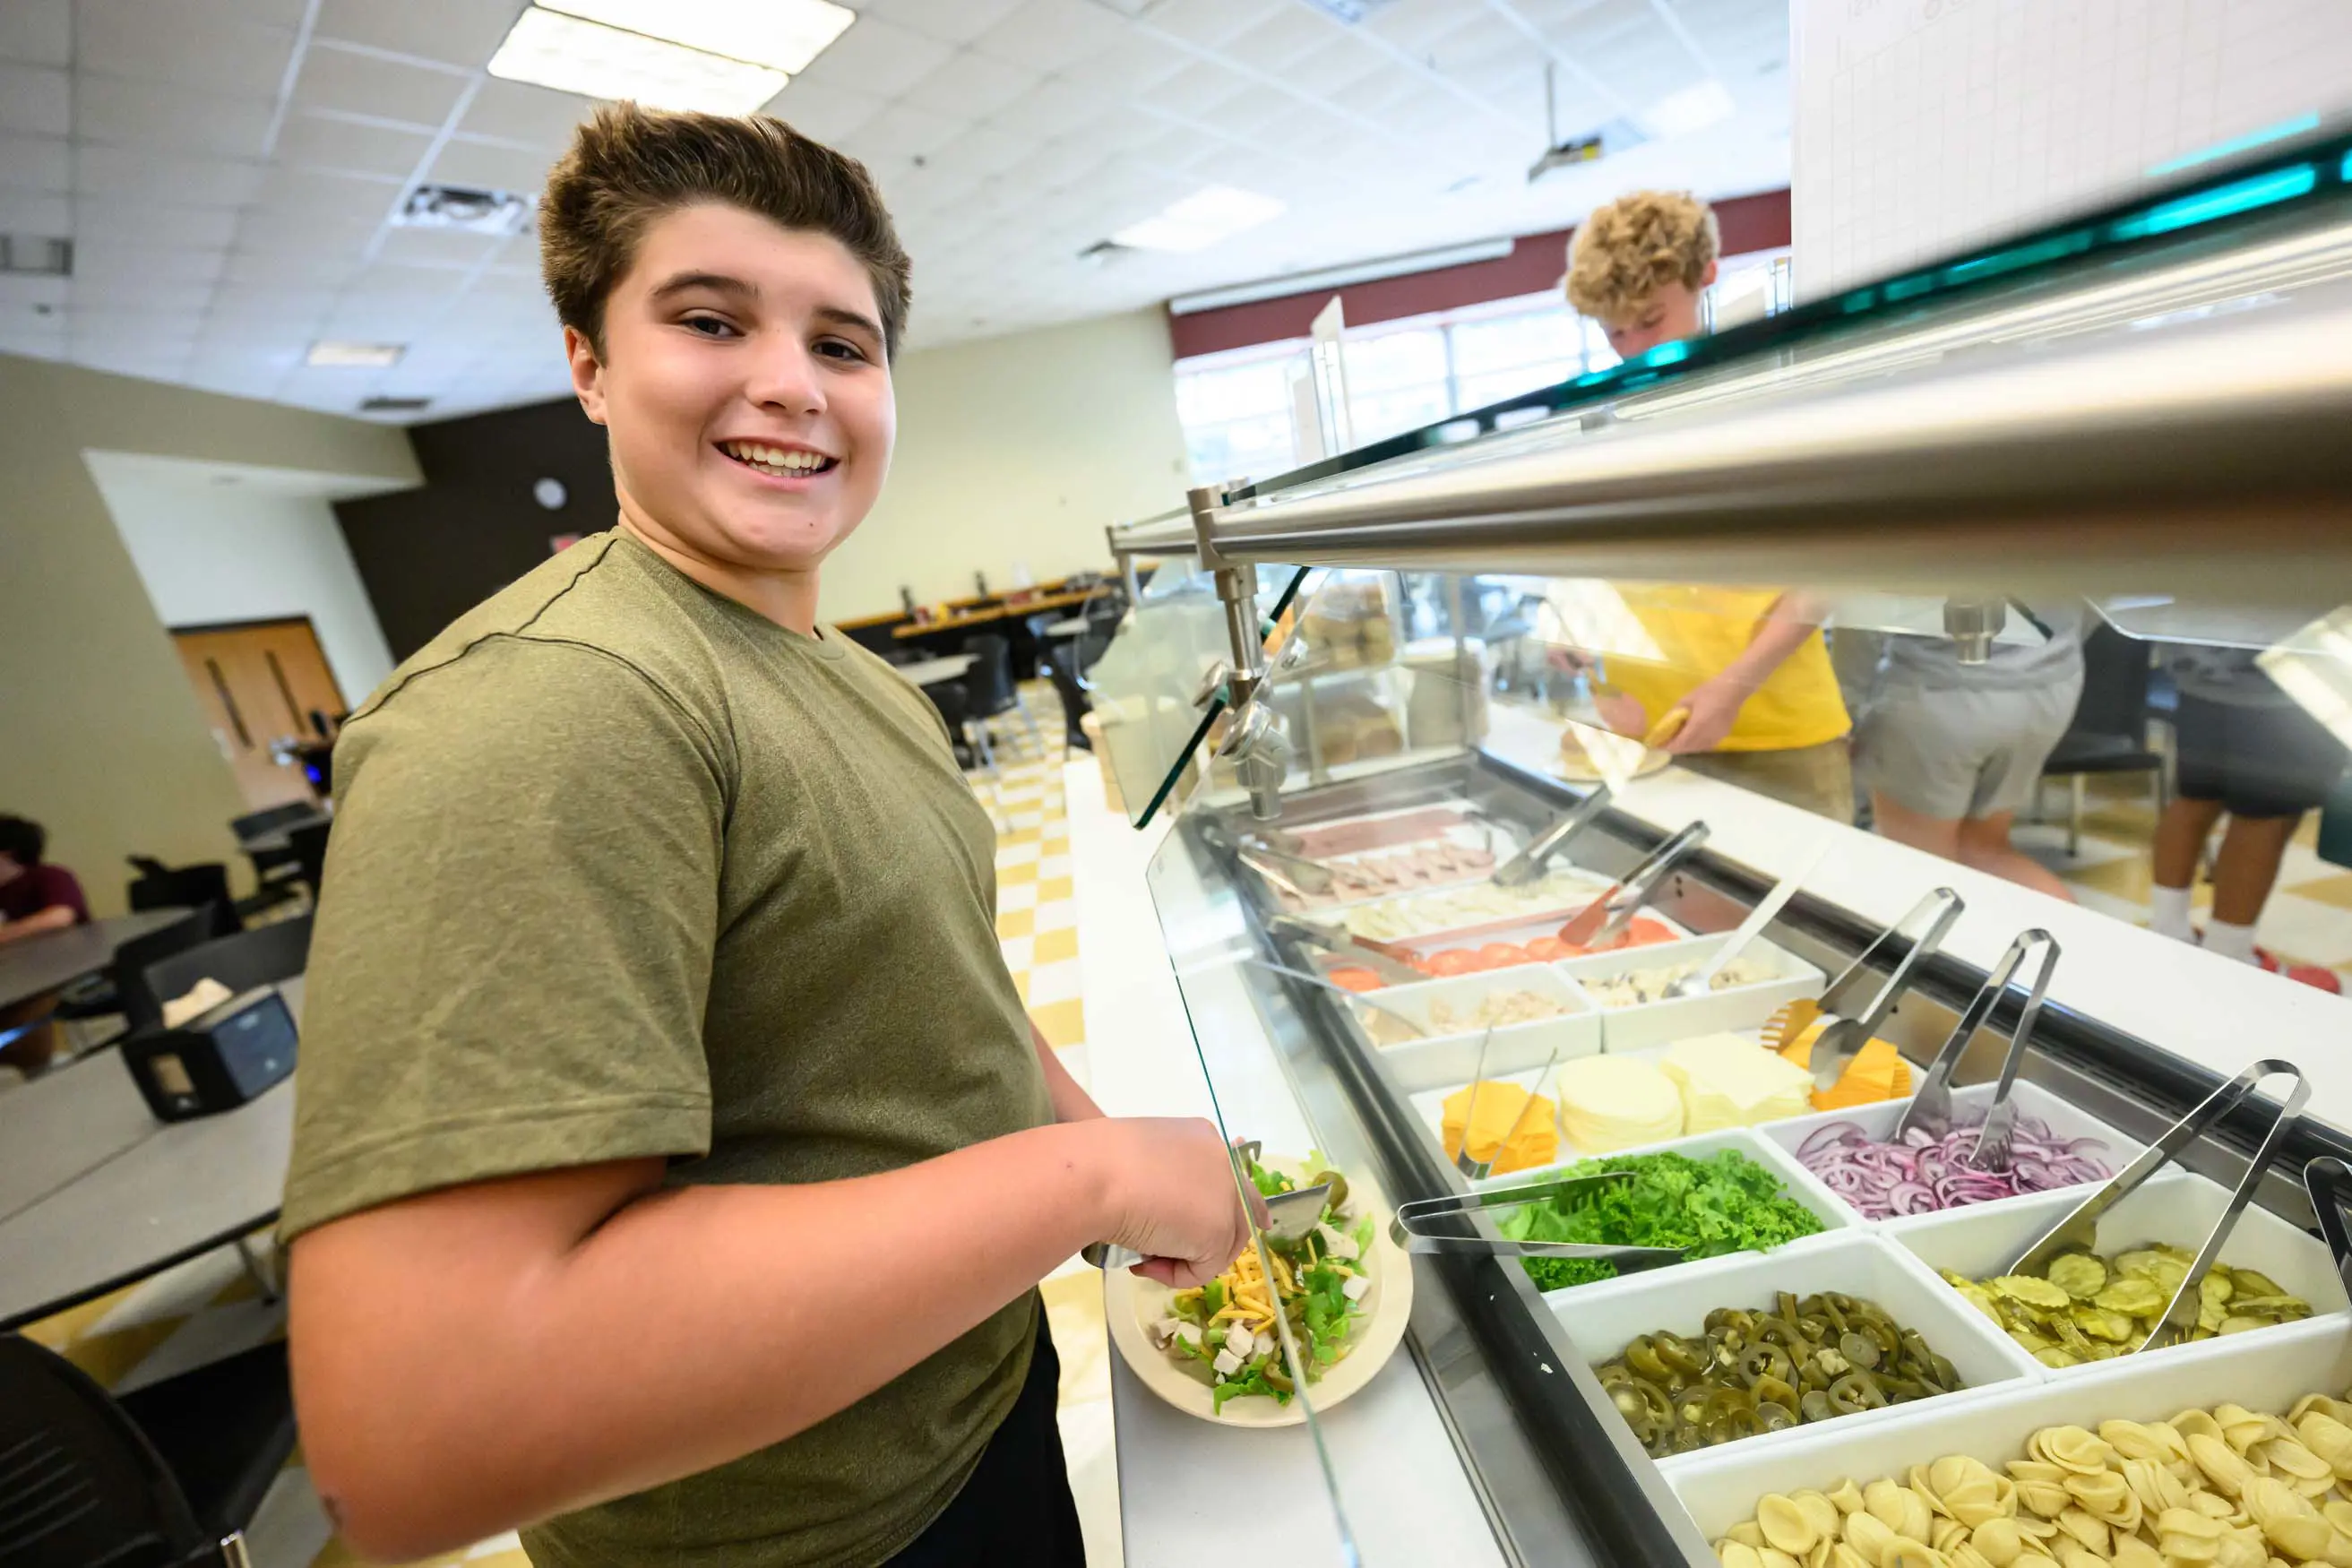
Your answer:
[2112,164,2320,240]
[2148,113,2322,177]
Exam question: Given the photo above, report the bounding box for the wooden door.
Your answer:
[173,618,346,813]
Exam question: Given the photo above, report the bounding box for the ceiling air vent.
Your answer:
[0,235,72,276]
[361,395,432,414]
[394,184,534,236]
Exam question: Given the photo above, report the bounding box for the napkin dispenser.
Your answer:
[121,986,297,1122]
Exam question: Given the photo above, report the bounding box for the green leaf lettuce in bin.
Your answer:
[1497,1149,1825,1290]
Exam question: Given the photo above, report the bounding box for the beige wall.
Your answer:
[823,307,1191,621]
[0,354,418,916]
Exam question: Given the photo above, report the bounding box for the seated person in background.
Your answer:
[1855,603,2085,900]
[0,813,88,946]
[0,814,90,1076]
[1565,192,1853,821]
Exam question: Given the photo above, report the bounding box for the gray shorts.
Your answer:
[1857,674,2083,822]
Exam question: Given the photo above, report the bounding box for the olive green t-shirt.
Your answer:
[280,531,1055,1567]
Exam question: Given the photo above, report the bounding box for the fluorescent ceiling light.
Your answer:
[1112,186,1287,253]
[307,340,404,367]
[488,7,786,115]
[541,0,856,74]
[1639,79,1735,141]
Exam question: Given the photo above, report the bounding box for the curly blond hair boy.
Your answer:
[1565,189,1721,358]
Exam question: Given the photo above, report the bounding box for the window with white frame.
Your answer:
[1172,252,1790,486]
[1172,289,1620,485]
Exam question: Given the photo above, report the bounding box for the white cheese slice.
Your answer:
[1213,1347,1244,1376]
[1659,1032,1815,1132]
[1341,1273,1372,1302]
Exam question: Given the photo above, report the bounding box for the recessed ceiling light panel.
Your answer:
[1109,185,1288,253]
[395,185,535,234]
[542,0,856,74]
[307,340,405,367]
[488,6,786,115]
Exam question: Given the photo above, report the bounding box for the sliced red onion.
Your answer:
[1792,1114,2111,1219]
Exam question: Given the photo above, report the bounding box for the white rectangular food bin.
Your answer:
[1667,1313,2352,1540]
[1346,967,1603,1092]
[1443,1127,1860,1297]
[1885,1167,2348,1373]
[1761,1081,2148,1224]
[1553,1231,2046,1471]
[1326,870,1620,949]
[1556,934,1826,1053]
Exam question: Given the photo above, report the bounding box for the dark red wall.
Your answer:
[1167,186,1791,361]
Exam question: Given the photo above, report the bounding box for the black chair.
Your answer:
[287,822,331,903]
[0,1331,293,1567]
[228,804,314,845]
[2038,625,2167,854]
[961,634,1041,765]
[125,864,240,936]
[144,915,313,1009]
[49,908,216,1046]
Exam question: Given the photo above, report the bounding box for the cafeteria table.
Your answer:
[895,652,976,688]
[0,908,192,1013]
[1043,616,1090,638]
[0,977,302,1331]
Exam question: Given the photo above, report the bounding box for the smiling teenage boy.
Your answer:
[281,105,1252,1567]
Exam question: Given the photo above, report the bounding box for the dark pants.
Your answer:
[886,1314,1086,1567]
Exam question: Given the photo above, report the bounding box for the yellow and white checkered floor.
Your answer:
[24,685,1119,1566]
[2015,777,2352,985]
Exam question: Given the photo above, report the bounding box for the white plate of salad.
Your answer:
[1103,1153,1415,1426]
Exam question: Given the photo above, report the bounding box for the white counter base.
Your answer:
[1064,758,1507,1568]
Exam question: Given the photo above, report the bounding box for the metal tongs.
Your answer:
[1555,820,1710,950]
[1268,914,1426,986]
[2302,1155,2352,1311]
[1766,887,1965,1093]
[1082,1139,1331,1271]
[1445,1024,1561,1179]
[1390,1170,1684,1275]
[1202,819,1336,900]
[1895,928,2060,1169]
[1491,787,1615,888]
[1245,959,1428,1039]
[2008,1059,2309,1354]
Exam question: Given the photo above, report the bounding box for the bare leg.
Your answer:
[2153,796,2226,890]
[2209,813,2300,926]
[1954,812,2076,901]
[1870,791,1964,862]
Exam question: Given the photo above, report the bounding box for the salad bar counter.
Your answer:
[1089,127,2352,1568]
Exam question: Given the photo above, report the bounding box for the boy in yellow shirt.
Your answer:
[1564,192,1853,819]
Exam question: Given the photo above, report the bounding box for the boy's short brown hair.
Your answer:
[1564,190,1719,324]
[539,101,912,358]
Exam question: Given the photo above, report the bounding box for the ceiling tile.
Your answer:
[311,0,523,71]
[454,77,594,148]
[0,323,68,357]
[75,73,270,156]
[69,278,220,317]
[76,0,296,99]
[426,137,556,195]
[759,77,887,144]
[1085,34,1193,96]
[0,132,70,192]
[835,103,969,170]
[219,251,364,289]
[291,43,470,128]
[0,0,69,66]
[232,209,381,260]
[912,123,1033,182]
[0,63,69,137]
[254,165,403,224]
[1140,58,1252,118]
[374,228,502,269]
[76,145,268,206]
[277,113,437,179]
[75,197,241,249]
[70,240,228,285]
[857,0,1028,46]
[969,0,1132,73]
[208,283,339,323]
[1221,5,1334,67]
[1146,0,1268,50]
[0,272,68,314]
[900,50,1040,122]
[981,73,1118,142]
[0,190,69,233]
[792,14,955,99]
